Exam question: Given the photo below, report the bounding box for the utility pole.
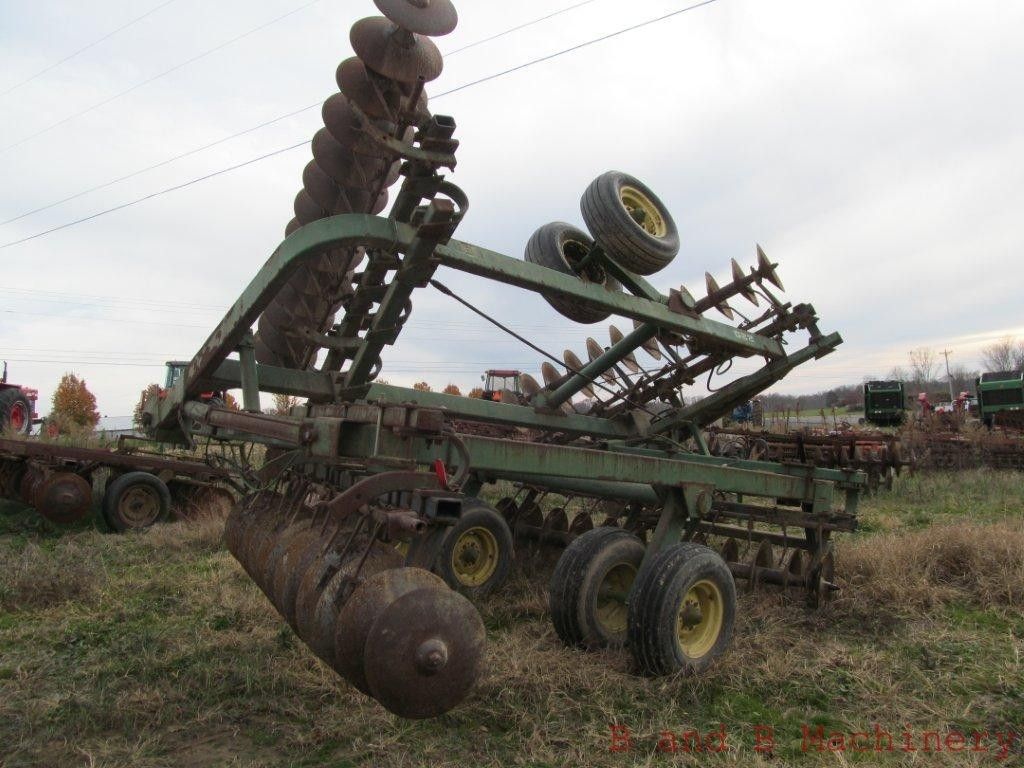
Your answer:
[942,349,955,401]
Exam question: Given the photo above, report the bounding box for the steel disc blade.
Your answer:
[569,512,593,536]
[307,543,404,666]
[294,189,328,225]
[337,57,429,120]
[334,567,446,693]
[732,258,759,306]
[610,325,640,373]
[321,93,399,159]
[585,337,603,362]
[705,271,720,297]
[757,244,784,290]
[540,361,559,387]
[373,0,458,36]
[350,16,443,84]
[272,528,328,628]
[563,349,594,398]
[364,586,485,719]
[34,472,91,524]
[519,373,541,398]
[563,349,584,372]
[311,129,357,185]
[284,217,301,237]
[632,319,663,360]
[336,56,394,119]
[543,507,569,533]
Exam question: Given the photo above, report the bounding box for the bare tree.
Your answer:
[948,364,978,394]
[908,348,938,389]
[981,336,1024,372]
[887,365,907,382]
[272,393,301,415]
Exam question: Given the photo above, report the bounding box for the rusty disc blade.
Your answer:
[731,258,759,306]
[307,542,404,666]
[632,319,664,361]
[373,0,458,36]
[351,16,443,84]
[33,472,91,524]
[542,507,569,533]
[756,244,784,291]
[586,338,616,384]
[364,586,485,719]
[540,361,559,387]
[519,373,541,398]
[271,527,329,627]
[562,349,594,399]
[257,517,314,603]
[516,500,544,529]
[568,512,593,536]
[336,56,395,119]
[322,94,399,160]
[609,325,640,373]
[333,566,445,693]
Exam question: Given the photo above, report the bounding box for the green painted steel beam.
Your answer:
[434,239,784,358]
[149,214,415,431]
[363,383,636,439]
[650,332,842,433]
[338,426,840,504]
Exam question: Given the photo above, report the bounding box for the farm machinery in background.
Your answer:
[139,0,867,720]
[863,379,906,426]
[0,362,39,435]
[0,359,238,529]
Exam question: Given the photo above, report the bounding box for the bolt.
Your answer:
[414,637,448,674]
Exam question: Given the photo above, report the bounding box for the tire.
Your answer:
[0,389,32,435]
[627,542,736,676]
[549,527,645,650]
[102,472,171,532]
[524,221,622,324]
[409,499,514,599]
[580,171,679,275]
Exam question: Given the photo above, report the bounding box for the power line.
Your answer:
[0,0,722,249]
[433,0,721,100]
[1,0,180,97]
[444,0,600,56]
[0,0,323,155]
[0,102,319,227]
[0,140,307,249]
[1,0,604,227]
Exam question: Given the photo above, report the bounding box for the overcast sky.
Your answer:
[1,0,1022,425]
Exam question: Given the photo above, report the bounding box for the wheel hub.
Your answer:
[676,579,724,659]
[450,526,498,587]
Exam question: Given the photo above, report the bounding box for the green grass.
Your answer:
[1,471,1023,766]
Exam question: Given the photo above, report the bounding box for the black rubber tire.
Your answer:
[580,171,679,275]
[524,221,622,324]
[409,499,514,599]
[549,527,645,650]
[102,471,171,533]
[627,542,736,676]
[0,389,32,435]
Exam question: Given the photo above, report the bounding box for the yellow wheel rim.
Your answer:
[450,526,499,587]
[676,579,724,658]
[595,562,637,634]
[619,185,668,238]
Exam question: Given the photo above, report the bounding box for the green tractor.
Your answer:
[862,380,906,427]
[976,370,1024,429]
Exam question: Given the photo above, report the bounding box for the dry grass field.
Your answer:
[2,471,1023,767]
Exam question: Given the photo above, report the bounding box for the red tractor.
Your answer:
[481,369,523,402]
[0,362,38,435]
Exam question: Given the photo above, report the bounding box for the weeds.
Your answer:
[0,471,1022,766]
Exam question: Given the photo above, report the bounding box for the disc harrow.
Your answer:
[142,0,868,720]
